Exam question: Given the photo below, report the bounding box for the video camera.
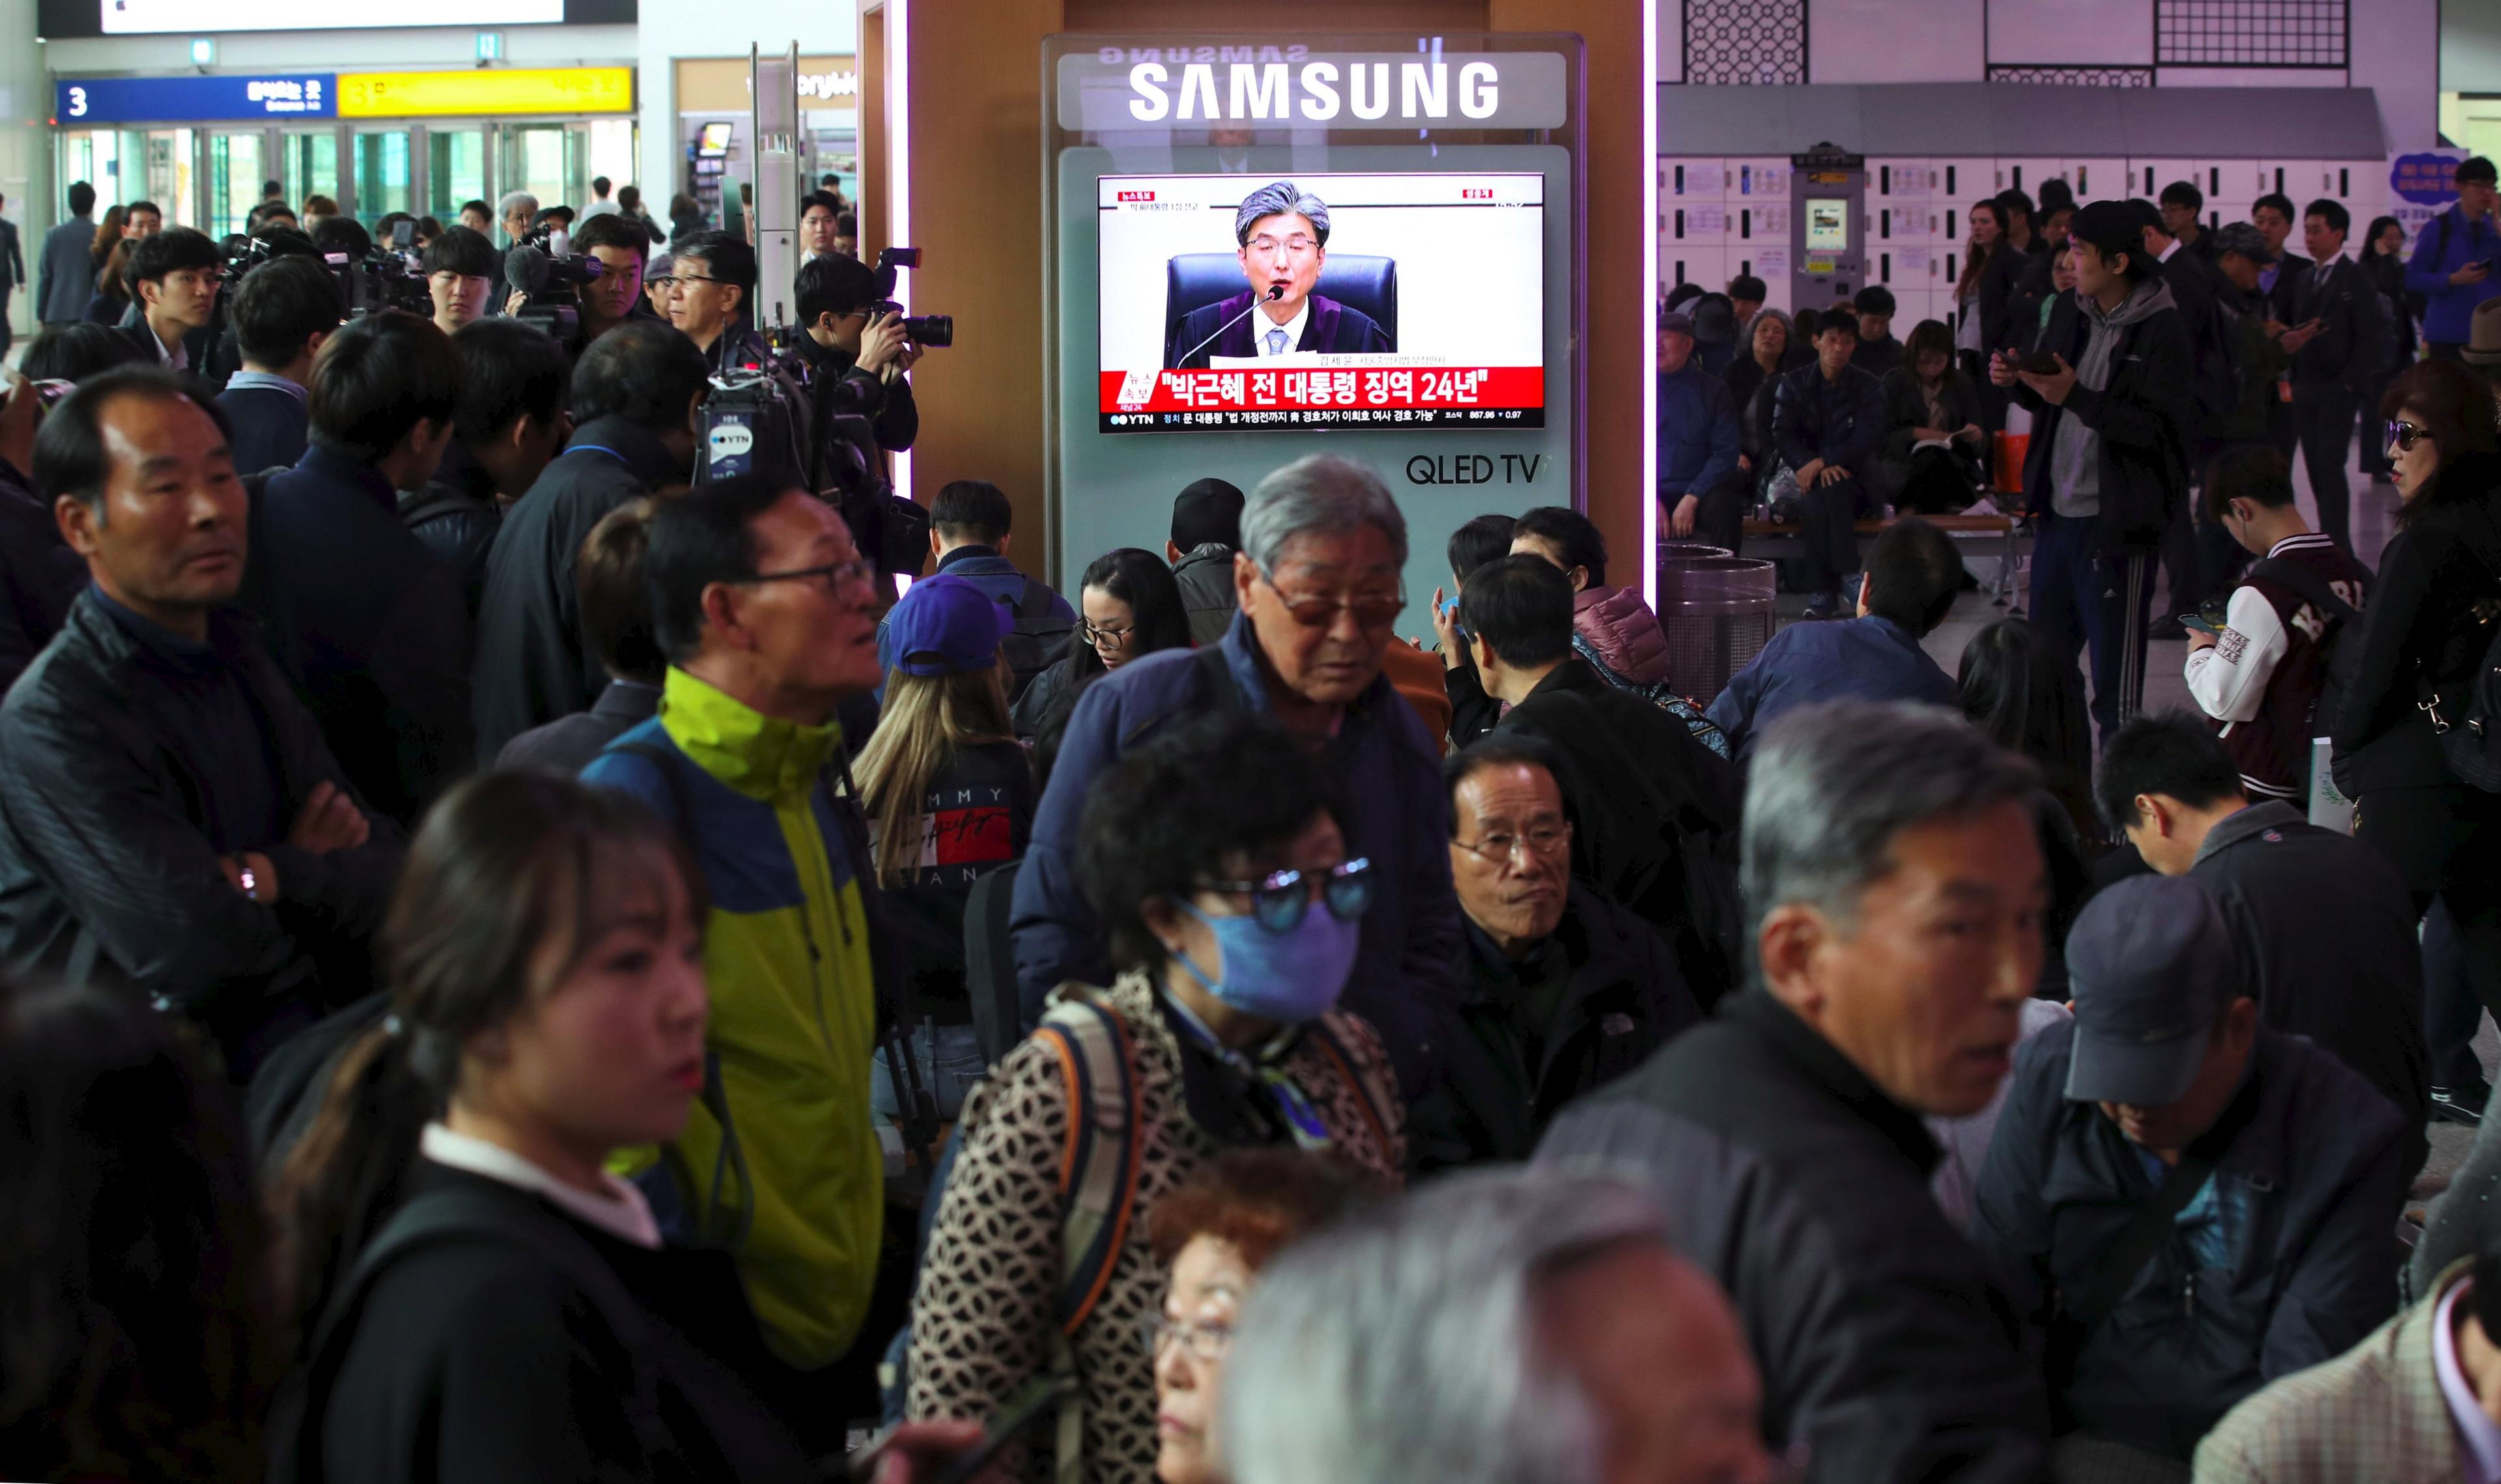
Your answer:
[504,238,607,351]
[868,247,952,349]
[345,249,431,318]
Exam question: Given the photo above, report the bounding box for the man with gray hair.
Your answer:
[488,189,540,311]
[1166,179,1392,367]
[1220,1168,1774,1484]
[1537,699,2054,1483]
[1010,452,1460,1097]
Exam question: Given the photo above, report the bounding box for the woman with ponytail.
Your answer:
[268,770,817,1484]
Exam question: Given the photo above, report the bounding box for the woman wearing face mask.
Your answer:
[904,713,1405,1484]
[1142,1149,1379,1484]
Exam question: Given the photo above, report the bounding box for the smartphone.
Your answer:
[896,1375,1077,1484]
[1438,593,1460,621]
[2178,613,2222,637]
[390,219,416,250]
[2018,350,2062,376]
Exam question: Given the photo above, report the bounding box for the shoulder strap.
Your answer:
[2246,557,2360,627]
[1301,1016,1395,1162]
[278,1183,672,1484]
[1193,643,1245,713]
[1035,992,1144,1337]
[1016,577,1053,627]
[2069,1073,2267,1327]
[2437,208,2457,269]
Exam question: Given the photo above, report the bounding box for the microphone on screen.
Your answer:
[1176,283,1288,367]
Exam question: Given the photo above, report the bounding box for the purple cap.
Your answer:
[885,573,1015,678]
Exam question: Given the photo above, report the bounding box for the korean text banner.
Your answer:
[55,74,333,122]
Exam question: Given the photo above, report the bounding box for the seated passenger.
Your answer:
[1975,873,2407,1474]
[1875,318,1987,512]
[1411,734,1700,1171]
[908,712,1405,1483]
[1655,307,1746,557]
[1770,313,1888,619]
[1508,504,1674,691]
[1705,516,1962,762]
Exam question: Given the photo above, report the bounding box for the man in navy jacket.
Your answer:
[1656,307,1744,553]
[1770,314,1887,619]
[214,255,337,476]
[1010,455,1462,1099]
[249,312,472,826]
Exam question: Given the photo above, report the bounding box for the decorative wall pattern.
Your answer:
[1686,0,1808,86]
[2156,0,2347,67]
[1985,63,2155,86]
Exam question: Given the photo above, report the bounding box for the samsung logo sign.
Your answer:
[1054,50,1564,132]
[1125,60,1501,122]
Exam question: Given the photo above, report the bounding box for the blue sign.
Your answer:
[2392,151,2465,208]
[54,74,335,124]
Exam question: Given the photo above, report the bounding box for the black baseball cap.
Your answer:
[1171,477,1246,551]
[2063,875,2244,1107]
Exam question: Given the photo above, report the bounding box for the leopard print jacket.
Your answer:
[903,972,1406,1483]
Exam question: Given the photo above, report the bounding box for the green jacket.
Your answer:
[582,667,884,1369]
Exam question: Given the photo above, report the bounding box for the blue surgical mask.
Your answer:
[1171,899,1362,1024]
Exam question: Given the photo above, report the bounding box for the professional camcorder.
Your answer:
[504,240,606,350]
[347,249,432,318]
[868,247,952,349]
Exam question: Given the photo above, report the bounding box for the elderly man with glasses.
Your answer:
[1407,734,1701,1173]
[1010,453,1462,1099]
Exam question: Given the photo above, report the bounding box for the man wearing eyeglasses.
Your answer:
[580,471,897,1395]
[1409,734,1700,1172]
[1165,180,1392,369]
[1012,453,1463,1100]
[793,251,918,456]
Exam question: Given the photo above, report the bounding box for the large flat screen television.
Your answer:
[1095,171,1546,434]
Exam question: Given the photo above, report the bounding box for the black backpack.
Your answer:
[995,578,1075,703]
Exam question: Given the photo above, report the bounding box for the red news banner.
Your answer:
[1100,366,1545,430]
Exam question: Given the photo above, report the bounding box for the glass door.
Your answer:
[426,128,487,223]
[280,129,339,214]
[141,128,197,227]
[351,128,412,223]
[206,132,266,238]
[502,122,583,232]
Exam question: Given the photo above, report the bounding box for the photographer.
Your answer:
[119,227,221,380]
[423,225,496,339]
[567,209,664,345]
[793,251,918,455]
[662,229,769,374]
[401,318,571,624]
[214,255,338,475]
[257,311,472,825]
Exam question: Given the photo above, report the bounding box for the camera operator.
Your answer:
[793,251,918,454]
[473,320,707,761]
[423,225,496,339]
[255,311,470,825]
[662,229,769,374]
[214,255,339,475]
[569,210,664,344]
[120,228,221,381]
[402,318,572,624]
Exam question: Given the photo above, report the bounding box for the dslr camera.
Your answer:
[868,247,952,349]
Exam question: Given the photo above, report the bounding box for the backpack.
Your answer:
[2244,556,2364,793]
[266,1181,675,1484]
[879,987,1396,1481]
[996,579,1075,703]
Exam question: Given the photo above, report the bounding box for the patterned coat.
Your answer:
[2192,1258,2469,1483]
[905,972,1404,1483]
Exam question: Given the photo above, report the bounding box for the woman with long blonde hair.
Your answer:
[855,573,1037,1128]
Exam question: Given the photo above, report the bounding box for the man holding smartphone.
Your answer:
[2409,155,2501,363]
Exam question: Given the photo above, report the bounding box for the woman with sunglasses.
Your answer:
[2332,359,2501,1016]
[1012,548,1192,787]
[1142,1148,1379,1484]
[905,713,1405,1484]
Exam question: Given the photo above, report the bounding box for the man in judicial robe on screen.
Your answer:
[1166,180,1392,369]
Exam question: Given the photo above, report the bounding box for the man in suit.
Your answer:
[2252,193,2311,463]
[214,255,337,475]
[119,228,223,382]
[2283,198,2388,555]
[36,181,97,331]
[1166,180,1391,368]
[2141,199,2229,627]
[0,193,23,358]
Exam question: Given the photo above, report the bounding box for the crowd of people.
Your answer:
[3,154,2501,1484]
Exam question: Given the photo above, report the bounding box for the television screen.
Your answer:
[697,122,735,156]
[1095,171,1546,434]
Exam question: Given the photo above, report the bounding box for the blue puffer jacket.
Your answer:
[1006,611,1462,1099]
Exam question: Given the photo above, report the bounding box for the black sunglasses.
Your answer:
[1197,858,1376,932]
[2387,419,2432,452]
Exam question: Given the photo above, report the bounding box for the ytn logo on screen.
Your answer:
[1125,59,1503,122]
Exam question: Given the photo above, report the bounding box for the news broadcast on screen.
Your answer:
[1095,171,1546,434]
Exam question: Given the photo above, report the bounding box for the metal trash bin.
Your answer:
[1657,556,1776,704]
[1656,541,1732,569]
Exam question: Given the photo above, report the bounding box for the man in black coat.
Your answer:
[0,443,87,696]
[1411,735,1701,1172]
[1461,554,1743,1006]
[0,191,23,359]
[1537,700,2052,1483]
[2096,713,2427,1177]
[2283,199,2390,556]
[0,369,400,1077]
[117,227,222,382]
[1996,199,2194,743]
[472,320,705,762]
[251,313,472,828]
[1770,313,1889,619]
[213,254,337,476]
[1166,476,1246,647]
[400,317,571,626]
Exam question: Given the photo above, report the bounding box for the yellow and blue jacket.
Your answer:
[582,667,884,1370]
